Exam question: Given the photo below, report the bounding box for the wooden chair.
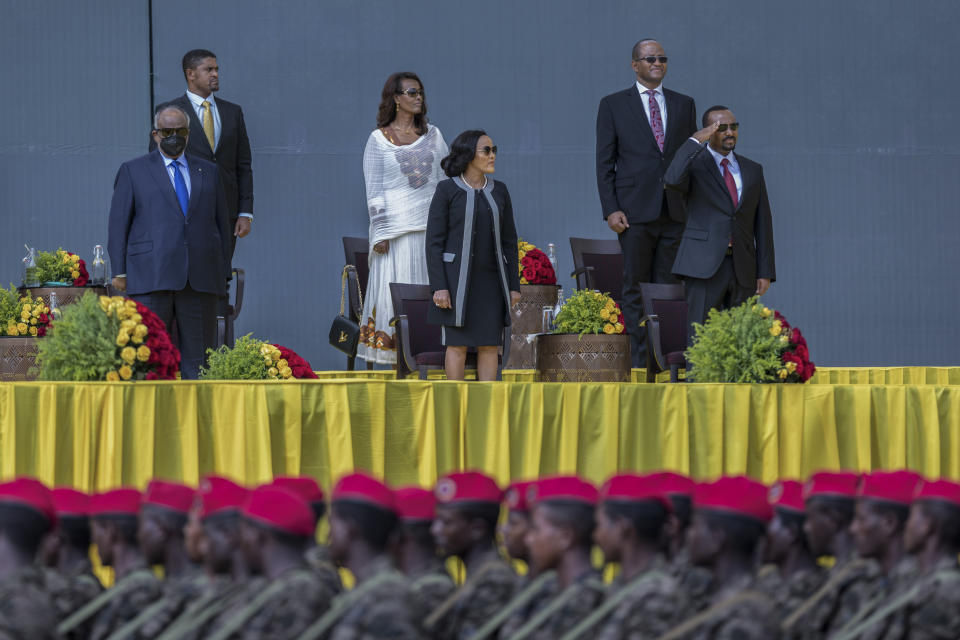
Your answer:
[569,238,624,306]
[389,283,510,380]
[342,237,373,371]
[215,267,245,348]
[639,283,687,382]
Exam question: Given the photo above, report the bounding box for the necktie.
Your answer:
[172,161,189,216]
[644,90,665,152]
[201,100,215,151]
[721,158,738,209]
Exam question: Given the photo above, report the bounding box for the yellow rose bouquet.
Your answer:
[201,335,317,380]
[553,290,625,336]
[0,285,51,337]
[33,248,89,286]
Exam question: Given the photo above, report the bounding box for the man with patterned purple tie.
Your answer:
[665,106,776,338]
[596,39,697,367]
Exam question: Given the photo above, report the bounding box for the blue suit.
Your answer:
[108,150,231,377]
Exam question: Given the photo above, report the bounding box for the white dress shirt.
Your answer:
[635,82,667,133]
[186,90,221,149]
[707,145,742,202]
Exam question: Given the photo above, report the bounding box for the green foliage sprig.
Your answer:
[0,285,21,329]
[553,289,625,336]
[201,334,272,380]
[685,296,786,383]
[36,293,121,380]
[34,248,79,283]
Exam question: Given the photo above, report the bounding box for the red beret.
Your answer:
[435,471,502,506]
[143,480,195,515]
[394,486,436,522]
[504,480,537,512]
[531,476,598,505]
[52,488,90,517]
[914,479,960,507]
[648,471,695,497]
[272,476,324,504]
[803,471,860,500]
[198,476,250,519]
[858,470,922,506]
[769,480,805,514]
[89,488,142,517]
[242,485,315,537]
[694,477,772,523]
[332,472,396,513]
[599,474,673,512]
[0,477,56,525]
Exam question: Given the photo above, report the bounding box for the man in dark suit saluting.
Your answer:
[596,39,697,367]
[666,106,776,337]
[151,49,253,258]
[110,104,231,378]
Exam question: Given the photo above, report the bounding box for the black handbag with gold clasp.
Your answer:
[328,265,362,357]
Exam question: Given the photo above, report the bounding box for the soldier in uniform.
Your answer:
[657,476,780,639]
[496,476,604,640]
[202,484,336,640]
[58,488,163,640]
[561,473,689,640]
[271,475,342,595]
[499,480,536,567]
[0,477,60,639]
[758,480,825,614]
[393,486,456,625]
[39,488,103,628]
[836,477,960,639]
[297,471,423,640]
[425,471,517,639]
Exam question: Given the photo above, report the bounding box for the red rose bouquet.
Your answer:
[774,311,816,382]
[273,344,318,379]
[517,239,557,285]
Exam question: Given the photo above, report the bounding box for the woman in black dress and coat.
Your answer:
[425,130,521,381]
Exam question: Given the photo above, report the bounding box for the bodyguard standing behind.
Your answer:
[665,106,775,335]
[596,39,697,367]
[151,49,253,257]
[109,104,231,378]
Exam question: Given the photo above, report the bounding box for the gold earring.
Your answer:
[395,102,399,114]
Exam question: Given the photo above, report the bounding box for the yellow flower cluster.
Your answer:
[597,293,624,334]
[58,249,81,280]
[5,296,49,336]
[261,343,292,379]
[99,296,150,381]
[517,238,536,284]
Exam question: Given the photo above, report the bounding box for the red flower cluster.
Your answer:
[68,253,89,287]
[775,311,816,382]
[136,301,180,380]
[520,248,557,285]
[273,344,318,379]
[36,311,51,337]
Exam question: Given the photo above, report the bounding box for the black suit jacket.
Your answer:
[666,139,776,288]
[108,151,231,296]
[150,94,253,220]
[596,85,697,223]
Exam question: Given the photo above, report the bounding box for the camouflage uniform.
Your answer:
[45,560,103,626]
[406,560,456,627]
[590,556,690,640]
[781,556,885,639]
[655,572,779,640]
[425,552,516,640]
[506,570,604,640]
[328,555,426,640]
[158,574,257,640]
[497,572,559,639]
[755,564,826,615]
[0,564,59,639]
[669,550,714,614]
[124,570,207,639]
[305,544,344,596]
[71,565,163,640]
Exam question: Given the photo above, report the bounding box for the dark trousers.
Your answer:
[684,254,754,346]
[618,214,682,367]
[131,285,218,379]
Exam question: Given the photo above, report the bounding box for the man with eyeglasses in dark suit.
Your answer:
[596,39,697,368]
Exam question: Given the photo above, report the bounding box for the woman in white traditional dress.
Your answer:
[358,72,448,365]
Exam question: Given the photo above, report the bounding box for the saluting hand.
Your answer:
[692,121,719,144]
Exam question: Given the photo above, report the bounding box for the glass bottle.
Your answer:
[23,246,40,287]
[48,291,61,321]
[546,243,559,278]
[91,245,106,286]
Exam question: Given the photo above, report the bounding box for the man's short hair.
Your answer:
[702,105,731,128]
[632,39,659,60]
[182,49,217,79]
[153,103,191,130]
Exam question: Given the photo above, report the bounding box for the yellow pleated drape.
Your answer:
[2,375,960,493]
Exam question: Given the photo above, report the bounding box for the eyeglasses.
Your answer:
[477,145,498,156]
[397,89,424,98]
[634,56,668,64]
[156,127,189,137]
[716,123,740,132]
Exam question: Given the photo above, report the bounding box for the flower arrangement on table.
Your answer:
[35,293,180,380]
[34,248,89,287]
[0,285,51,337]
[553,289,625,336]
[684,296,816,383]
[517,239,557,285]
[201,334,318,380]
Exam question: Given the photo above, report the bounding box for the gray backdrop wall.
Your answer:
[3,0,958,369]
